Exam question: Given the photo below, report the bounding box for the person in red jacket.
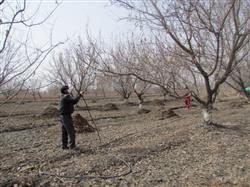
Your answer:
[184,91,192,109]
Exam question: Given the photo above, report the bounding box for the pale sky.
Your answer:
[24,0,136,47]
[5,0,138,84]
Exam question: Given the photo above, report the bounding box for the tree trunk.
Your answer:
[243,90,250,101]
[139,103,143,109]
[32,93,36,101]
[38,92,42,100]
[201,105,213,125]
[136,93,144,108]
[163,93,167,101]
[246,94,250,101]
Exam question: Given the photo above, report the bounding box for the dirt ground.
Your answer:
[0,95,250,187]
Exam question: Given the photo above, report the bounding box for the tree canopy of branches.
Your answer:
[98,36,182,101]
[131,77,151,106]
[219,39,250,99]
[0,0,62,102]
[112,0,250,109]
[110,0,250,125]
[0,0,60,52]
[112,74,133,101]
[48,38,99,94]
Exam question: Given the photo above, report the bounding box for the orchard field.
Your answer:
[0,94,249,187]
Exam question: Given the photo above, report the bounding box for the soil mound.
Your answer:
[102,103,119,111]
[158,109,179,120]
[73,114,95,133]
[41,106,59,117]
[137,108,151,114]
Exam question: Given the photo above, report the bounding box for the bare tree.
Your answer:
[112,0,250,125]
[132,38,184,100]
[1,79,22,100]
[27,78,43,101]
[48,38,98,94]
[222,42,250,99]
[226,60,250,100]
[0,0,62,103]
[112,74,133,102]
[99,36,183,100]
[131,77,151,108]
[95,74,114,97]
[0,39,61,103]
[0,0,60,53]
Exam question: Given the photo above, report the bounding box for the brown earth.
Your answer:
[0,96,249,186]
[73,114,96,133]
[40,106,59,118]
[102,103,119,111]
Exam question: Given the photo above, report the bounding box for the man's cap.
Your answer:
[60,85,69,94]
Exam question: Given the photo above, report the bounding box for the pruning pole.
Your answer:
[81,96,102,144]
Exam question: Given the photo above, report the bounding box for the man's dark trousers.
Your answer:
[60,115,75,149]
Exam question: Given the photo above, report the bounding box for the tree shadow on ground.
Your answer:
[199,122,250,135]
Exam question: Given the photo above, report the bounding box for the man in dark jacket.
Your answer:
[59,85,84,150]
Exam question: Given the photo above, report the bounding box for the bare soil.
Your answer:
[0,96,250,187]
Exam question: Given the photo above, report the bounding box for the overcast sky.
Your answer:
[4,0,138,83]
[23,0,136,47]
